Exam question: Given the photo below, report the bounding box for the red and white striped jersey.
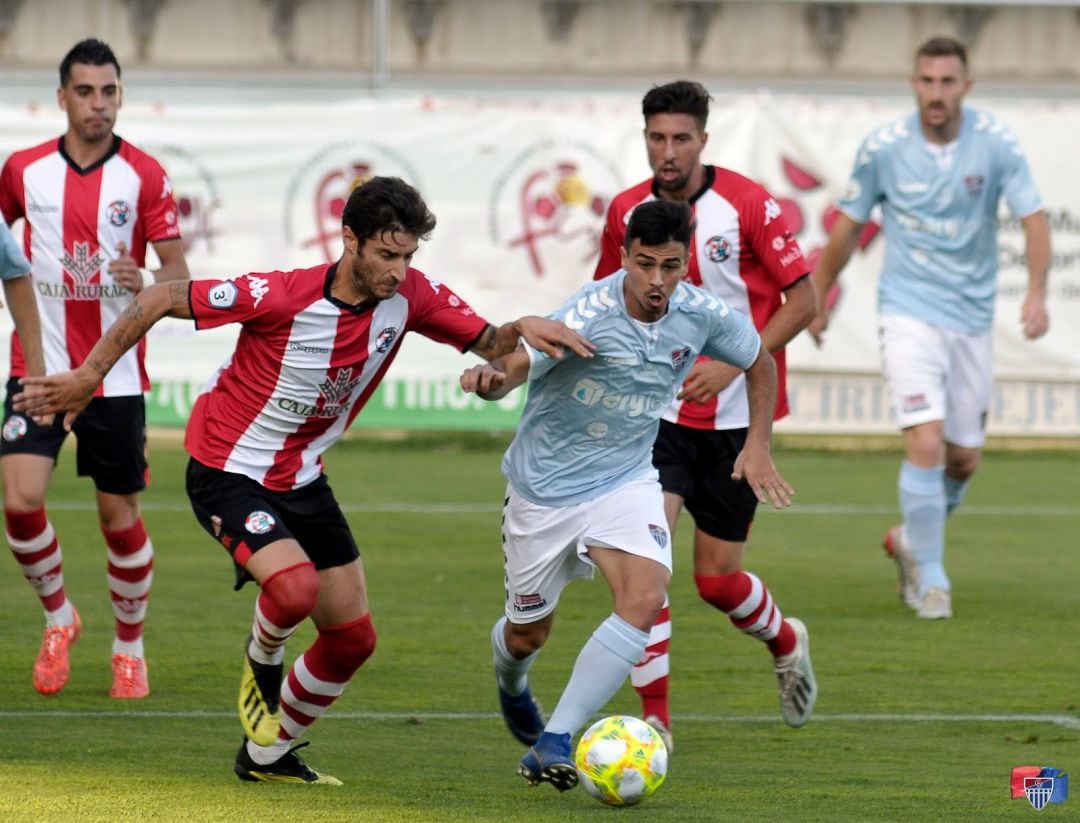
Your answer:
[0,136,181,395]
[186,264,488,491]
[594,166,807,430]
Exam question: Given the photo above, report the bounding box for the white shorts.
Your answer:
[501,474,672,625]
[878,313,993,448]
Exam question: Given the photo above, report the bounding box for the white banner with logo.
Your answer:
[1,91,1078,433]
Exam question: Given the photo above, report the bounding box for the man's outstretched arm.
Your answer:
[14,280,192,426]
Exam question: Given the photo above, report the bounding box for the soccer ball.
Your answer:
[574,715,668,806]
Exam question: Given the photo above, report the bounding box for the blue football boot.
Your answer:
[498,685,545,746]
[518,732,578,792]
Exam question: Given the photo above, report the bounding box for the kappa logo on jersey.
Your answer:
[244,511,276,535]
[648,524,668,549]
[208,281,239,309]
[107,200,131,227]
[244,275,270,308]
[670,346,692,371]
[763,197,782,226]
[964,175,985,197]
[704,235,732,263]
[374,327,399,353]
[2,415,27,442]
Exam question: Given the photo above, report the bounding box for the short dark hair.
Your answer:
[59,39,121,86]
[624,200,695,252]
[642,80,711,130]
[915,36,968,71]
[341,176,436,245]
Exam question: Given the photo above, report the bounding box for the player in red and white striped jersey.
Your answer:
[16,176,593,784]
[594,81,818,745]
[0,39,189,700]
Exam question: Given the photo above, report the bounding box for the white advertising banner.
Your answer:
[1,90,1078,433]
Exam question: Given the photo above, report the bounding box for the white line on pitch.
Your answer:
[38,501,1080,516]
[0,710,1076,729]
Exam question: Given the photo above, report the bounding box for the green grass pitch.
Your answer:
[0,435,1075,821]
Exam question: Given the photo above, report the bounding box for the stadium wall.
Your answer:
[0,1,1079,83]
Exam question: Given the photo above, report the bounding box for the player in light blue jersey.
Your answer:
[0,220,46,391]
[811,36,1051,620]
[460,200,797,793]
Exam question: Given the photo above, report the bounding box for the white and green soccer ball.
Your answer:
[574,715,668,806]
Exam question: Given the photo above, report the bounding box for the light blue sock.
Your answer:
[944,474,969,515]
[491,616,537,697]
[898,461,949,595]
[545,614,648,737]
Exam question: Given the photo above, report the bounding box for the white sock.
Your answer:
[45,602,75,628]
[491,616,538,696]
[246,737,291,765]
[545,613,648,736]
[112,638,144,657]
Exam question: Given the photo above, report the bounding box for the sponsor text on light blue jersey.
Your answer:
[502,270,761,507]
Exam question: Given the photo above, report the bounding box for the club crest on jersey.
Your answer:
[964,175,985,197]
[107,200,131,227]
[208,281,239,309]
[704,235,732,263]
[375,327,399,353]
[244,511,276,535]
[2,415,27,442]
[671,346,692,370]
[648,524,668,548]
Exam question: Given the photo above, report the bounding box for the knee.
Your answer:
[506,620,548,656]
[323,614,378,670]
[261,562,320,626]
[946,451,980,480]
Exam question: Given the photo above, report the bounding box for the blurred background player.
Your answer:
[15,176,592,784]
[0,38,189,698]
[594,80,817,748]
[810,36,1050,620]
[467,199,793,792]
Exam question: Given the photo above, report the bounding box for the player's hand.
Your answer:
[109,242,146,294]
[807,310,829,347]
[1020,291,1049,340]
[514,316,595,360]
[732,446,793,510]
[14,372,96,432]
[460,363,507,396]
[677,360,739,403]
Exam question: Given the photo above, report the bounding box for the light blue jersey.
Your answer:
[0,222,30,281]
[502,271,761,507]
[838,107,1042,333]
